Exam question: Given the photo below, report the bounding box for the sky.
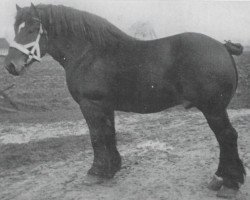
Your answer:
[0,0,250,44]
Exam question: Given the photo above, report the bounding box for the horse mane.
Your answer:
[15,4,136,47]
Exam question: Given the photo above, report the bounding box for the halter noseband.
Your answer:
[10,23,46,63]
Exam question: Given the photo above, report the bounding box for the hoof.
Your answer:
[217,186,240,199]
[82,174,104,186]
[208,174,223,191]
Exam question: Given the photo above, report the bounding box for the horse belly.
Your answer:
[116,83,180,113]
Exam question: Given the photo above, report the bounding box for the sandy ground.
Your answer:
[0,108,249,200]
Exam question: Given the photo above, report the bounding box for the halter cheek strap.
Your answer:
[9,24,45,63]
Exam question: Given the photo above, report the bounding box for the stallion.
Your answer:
[4,4,246,199]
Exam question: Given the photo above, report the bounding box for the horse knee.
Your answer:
[217,128,238,146]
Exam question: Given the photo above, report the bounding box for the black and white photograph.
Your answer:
[0,0,249,199]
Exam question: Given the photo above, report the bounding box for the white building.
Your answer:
[0,38,9,56]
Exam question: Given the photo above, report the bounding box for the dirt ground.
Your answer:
[0,107,249,200]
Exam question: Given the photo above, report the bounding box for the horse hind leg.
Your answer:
[201,109,245,198]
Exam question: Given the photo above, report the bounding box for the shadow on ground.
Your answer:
[0,135,89,170]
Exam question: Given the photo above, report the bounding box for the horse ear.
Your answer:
[16,4,21,11]
[30,3,39,17]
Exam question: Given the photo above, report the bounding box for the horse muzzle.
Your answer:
[4,47,29,76]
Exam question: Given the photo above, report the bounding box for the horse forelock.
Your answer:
[15,4,134,47]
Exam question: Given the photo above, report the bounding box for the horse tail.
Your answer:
[224,40,243,56]
[223,41,239,96]
[229,53,238,96]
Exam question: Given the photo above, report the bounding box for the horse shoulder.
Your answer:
[66,57,116,103]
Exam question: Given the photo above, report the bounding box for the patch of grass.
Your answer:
[230,51,250,108]
[0,56,78,114]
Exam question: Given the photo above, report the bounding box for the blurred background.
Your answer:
[0,0,250,44]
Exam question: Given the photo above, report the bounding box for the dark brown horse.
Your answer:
[4,4,246,198]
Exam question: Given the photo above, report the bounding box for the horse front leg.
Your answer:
[79,98,121,185]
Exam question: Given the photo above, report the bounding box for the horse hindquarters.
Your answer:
[177,33,245,197]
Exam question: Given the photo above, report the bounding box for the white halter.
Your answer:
[10,23,45,63]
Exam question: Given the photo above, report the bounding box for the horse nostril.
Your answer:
[5,62,19,76]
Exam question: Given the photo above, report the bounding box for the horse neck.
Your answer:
[45,30,143,70]
[46,34,92,68]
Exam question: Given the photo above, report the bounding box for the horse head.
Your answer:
[4,3,48,76]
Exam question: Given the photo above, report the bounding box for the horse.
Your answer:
[4,3,246,199]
